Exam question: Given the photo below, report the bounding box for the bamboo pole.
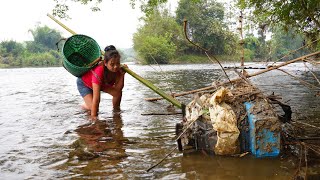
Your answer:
[239,11,244,67]
[303,61,320,86]
[277,69,320,89]
[47,14,182,109]
[47,14,77,35]
[145,51,320,101]
[123,67,182,108]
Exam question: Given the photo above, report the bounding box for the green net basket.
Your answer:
[62,34,101,77]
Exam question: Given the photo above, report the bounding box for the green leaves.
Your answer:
[133,9,181,64]
[135,35,176,64]
[176,0,237,55]
[28,25,62,52]
[133,0,239,64]
[238,0,320,39]
[0,26,63,67]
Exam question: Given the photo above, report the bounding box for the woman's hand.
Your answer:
[90,115,98,121]
[120,64,128,75]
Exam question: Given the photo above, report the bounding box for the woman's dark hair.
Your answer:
[104,45,120,62]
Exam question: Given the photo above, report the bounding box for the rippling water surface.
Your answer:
[0,63,319,179]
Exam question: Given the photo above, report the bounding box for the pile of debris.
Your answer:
[176,79,283,157]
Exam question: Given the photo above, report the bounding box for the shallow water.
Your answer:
[0,63,319,179]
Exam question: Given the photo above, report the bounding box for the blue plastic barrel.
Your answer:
[244,102,280,158]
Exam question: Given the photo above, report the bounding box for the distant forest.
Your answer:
[1,0,319,67]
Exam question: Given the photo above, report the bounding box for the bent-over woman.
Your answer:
[76,45,127,120]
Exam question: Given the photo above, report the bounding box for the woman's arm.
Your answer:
[91,83,101,118]
[101,66,126,107]
[113,65,127,91]
[114,73,125,91]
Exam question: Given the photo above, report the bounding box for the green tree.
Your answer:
[133,9,180,64]
[238,0,320,41]
[243,34,259,60]
[0,40,25,58]
[135,36,176,64]
[27,25,63,53]
[268,27,307,61]
[175,0,237,55]
[51,0,201,18]
[0,25,63,67]
[0,40,25,66]
[22,52,58,66]
[255,26,268,60]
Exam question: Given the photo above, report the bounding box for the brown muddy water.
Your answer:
[0,63,319,179]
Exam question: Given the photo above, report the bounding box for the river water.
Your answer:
[0,63,319,179]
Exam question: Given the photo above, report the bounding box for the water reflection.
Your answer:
[57,110,128,179]
[180,152,293,180]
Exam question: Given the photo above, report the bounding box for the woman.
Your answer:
[76,45,127,120]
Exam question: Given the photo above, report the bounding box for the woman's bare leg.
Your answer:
[82,93,93,111]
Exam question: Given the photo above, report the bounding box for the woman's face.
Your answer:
[105,57,121,72]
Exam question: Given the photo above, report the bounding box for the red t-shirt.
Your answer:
[81,64,117,89]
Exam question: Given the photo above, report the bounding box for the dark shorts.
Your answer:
[77,78,92,97]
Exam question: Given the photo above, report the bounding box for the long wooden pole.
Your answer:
[145,51,320,101]
[47,14,76,35]
[123,68,182,109]
[47,14,182,109]
[239,11,244,67]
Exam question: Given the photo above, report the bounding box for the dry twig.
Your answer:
[277,69,320,90]
[303,61,320,86]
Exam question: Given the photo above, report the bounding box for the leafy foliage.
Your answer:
[53,0,102,19]
[23,51,61,66]
[268,27,307,61]
[243,34,259,60]
[50,0,319,63]
[133,9,181,64]
[135,35,176,64]
[51,0,201,18]
[238,0,320,40]
[175,0,238,55]
[28,25,63,53]
[0,26,63,67]
[0,40,25,58]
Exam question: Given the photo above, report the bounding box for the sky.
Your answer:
[0,0,146,49]
[0,0,240,49]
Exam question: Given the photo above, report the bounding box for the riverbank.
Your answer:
[0,53,266,68]
[171,54,241,64]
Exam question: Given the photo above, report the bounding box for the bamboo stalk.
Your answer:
[239,11,244,66]
[122,66,182,109]
[141,112,182,116]
[303,58,320,65]
[277,69,320,89]
[47,14,77,35]
[145,51,320,101]
[47,14,182,109]
[146,146,177,172]
[48,13,105,55]
[183,20,233,87]
[246,51,320,77]
[87,57,102,67]
[303,61,320,86]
